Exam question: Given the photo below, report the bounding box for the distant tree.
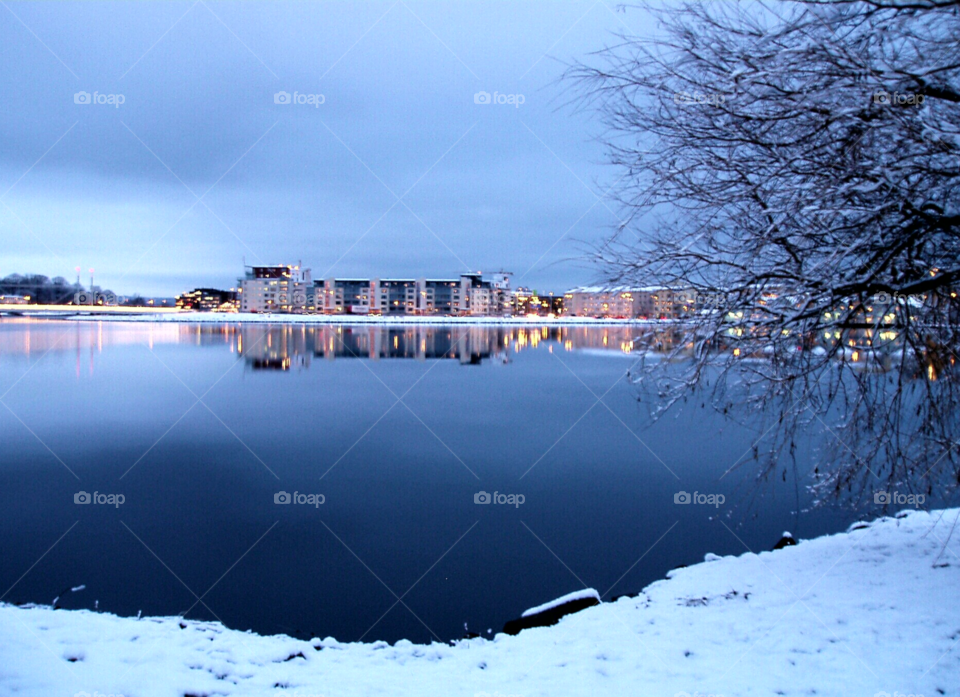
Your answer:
[1,272,89,304]
[568,1,959,504]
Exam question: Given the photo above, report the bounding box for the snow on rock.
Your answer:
[1,508,958,696]
[502,588,602,636]
[772,531,798,550]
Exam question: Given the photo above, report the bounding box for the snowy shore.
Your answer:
[2,508,957,696]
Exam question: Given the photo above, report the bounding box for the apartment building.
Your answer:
[372,278,419,315]
[317,278,372,314]
[515,288,563,317]
[565,286,643,318]
[235,265,514,316]
[564,286,697,319]
[417,278,464,315]
[239,264,313,313]
[175,288,238,312]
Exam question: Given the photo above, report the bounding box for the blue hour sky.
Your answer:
[0,1,655,297]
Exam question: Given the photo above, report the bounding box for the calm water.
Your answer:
[0,319,854,643]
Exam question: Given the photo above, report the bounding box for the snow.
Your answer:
[1,508,958,696]
[520,589,601,618]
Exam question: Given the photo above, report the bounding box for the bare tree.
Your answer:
[568,1,960,506]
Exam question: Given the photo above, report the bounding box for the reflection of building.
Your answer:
[175,288,238,312]
[234,325,513,368]
[239,265,313,313]
[229,324,685,371]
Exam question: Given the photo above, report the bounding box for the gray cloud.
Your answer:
[0,1,650,296]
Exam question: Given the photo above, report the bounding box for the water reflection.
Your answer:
[1,320,947,380]
[0,320,655,368]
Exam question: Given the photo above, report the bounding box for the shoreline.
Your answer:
[2,508,956,696]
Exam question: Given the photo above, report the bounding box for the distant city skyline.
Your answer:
[1,2,653,297]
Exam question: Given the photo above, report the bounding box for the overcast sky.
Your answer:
[1,1,653,297]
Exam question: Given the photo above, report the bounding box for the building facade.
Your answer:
[236,266,515,316]
[176,288,238,312]
[564,286,696,319]
[239,265,313,313]
[515,288,564,317]
[317,278,372,314]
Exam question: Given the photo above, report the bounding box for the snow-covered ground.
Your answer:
[2,508,957,697]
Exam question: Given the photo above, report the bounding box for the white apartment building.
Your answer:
[239,264,313,313]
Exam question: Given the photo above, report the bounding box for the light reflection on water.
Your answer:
[0,320,659,367]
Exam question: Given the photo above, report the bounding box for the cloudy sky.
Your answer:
[1,1,654,297]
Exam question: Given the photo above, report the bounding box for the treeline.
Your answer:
[0,274,119,305]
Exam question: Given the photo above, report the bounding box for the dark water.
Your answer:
[0,319,856,643]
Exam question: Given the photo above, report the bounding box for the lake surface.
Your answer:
[0,319,858,643]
